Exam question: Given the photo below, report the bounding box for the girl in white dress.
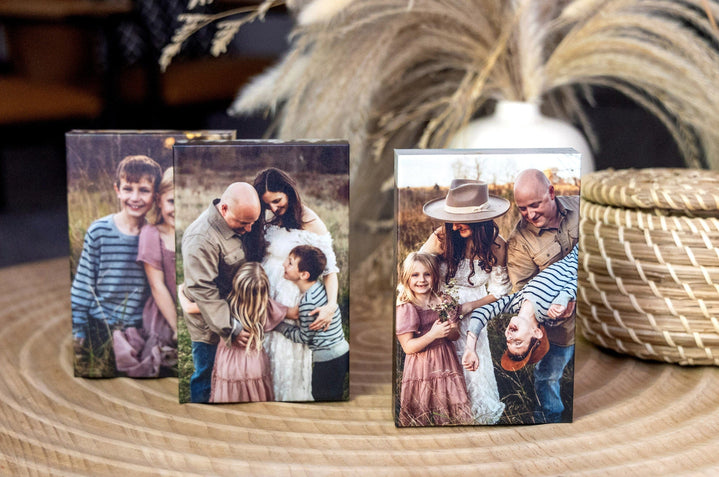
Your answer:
[254,168,339,401]
[421,179,512,424]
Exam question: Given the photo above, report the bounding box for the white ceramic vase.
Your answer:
[448,100,594,174]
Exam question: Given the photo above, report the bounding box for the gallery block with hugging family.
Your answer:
[394,148,581,427]
[173,141,349,404]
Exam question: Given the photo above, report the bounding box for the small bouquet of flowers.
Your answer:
[431,280,461,323]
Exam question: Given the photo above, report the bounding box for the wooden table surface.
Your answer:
[1,257,718,475]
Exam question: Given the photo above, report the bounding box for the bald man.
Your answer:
[507,169,579,423]
[181,182,263,402]
[508,169,579,290]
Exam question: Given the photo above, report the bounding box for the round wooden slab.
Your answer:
[2,258,719,475]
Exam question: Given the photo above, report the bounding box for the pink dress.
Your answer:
[113,224,177,377]
[210,301,288,403]
[396,303,473,427]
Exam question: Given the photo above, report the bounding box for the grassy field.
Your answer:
[394,181,578,424]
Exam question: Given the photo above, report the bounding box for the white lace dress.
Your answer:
[261,225,340,401]
[442,259,512,424]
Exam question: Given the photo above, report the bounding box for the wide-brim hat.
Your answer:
[500,326,550,372]
[422,179,510,223]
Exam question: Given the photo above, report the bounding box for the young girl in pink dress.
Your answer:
[181,262,289,403]
[113,167,178,377]
[395,252,473,426]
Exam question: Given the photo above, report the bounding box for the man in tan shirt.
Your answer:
[508,169,579,290]
[182,182,262,402]
[507,168,579,423]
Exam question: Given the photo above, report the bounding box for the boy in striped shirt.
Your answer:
[71,155,162,363]
[461,244,578,373]
[276,245,349,401]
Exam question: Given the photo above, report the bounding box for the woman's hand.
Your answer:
[462,349,479,371]
[308,303,335,331]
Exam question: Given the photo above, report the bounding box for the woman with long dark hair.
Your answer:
[254,167,339,401]
[420,179,512,424]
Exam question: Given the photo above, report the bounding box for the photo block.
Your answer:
[173,140,350,404]
[67,130,235,379]
[393,148,581,426]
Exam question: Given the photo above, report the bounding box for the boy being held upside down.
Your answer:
[462,244,577,370]
[461,244,578,423]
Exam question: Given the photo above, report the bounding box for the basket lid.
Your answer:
[581,168,719,214]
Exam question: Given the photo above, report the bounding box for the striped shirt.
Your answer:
[71,215,148,339]
[467,244,578,342]
[276,281,349,362]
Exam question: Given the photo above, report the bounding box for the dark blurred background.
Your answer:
[0,0,685,268]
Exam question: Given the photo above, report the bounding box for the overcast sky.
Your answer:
[395,149,581,187]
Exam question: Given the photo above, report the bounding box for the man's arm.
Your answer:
[276,304,313,344]
[182,237,239,339]
[539,245,578,321]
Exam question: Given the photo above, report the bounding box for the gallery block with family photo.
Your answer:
[67,130,235,379]
[173,141,350,404]
[393,148,581,427]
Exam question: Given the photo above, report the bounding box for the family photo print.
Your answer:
[173,140,350,404]
[67,130,234,379]
[394,148,581,426]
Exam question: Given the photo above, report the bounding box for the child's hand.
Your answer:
[462,349,479,371]
[286,306,300,320]
[235,330,251,347]
[548,301,575,319]
[428,320,452,339]
[547,303,566,319]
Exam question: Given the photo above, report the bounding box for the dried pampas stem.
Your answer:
[159,0,284,72]
[703,0,719,31]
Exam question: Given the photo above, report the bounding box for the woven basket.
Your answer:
[578,168,719,365]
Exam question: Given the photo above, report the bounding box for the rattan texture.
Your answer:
[579,168,719,365]
[5,258,719,475]
[581,168,719,214]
